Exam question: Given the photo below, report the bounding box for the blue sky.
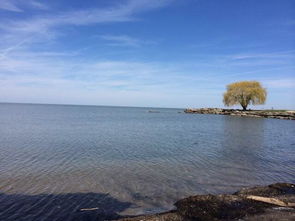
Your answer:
[0,0,294,109]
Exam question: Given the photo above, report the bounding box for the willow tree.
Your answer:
[223,81,267,111]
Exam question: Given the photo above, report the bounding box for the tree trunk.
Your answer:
[239,95,248,111]
[242,105,247,111]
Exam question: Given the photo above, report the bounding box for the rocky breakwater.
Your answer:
[118,183,295,221]
[184,108,295,120]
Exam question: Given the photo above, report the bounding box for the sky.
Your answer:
[0,0,294,109]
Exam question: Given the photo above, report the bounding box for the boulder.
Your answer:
[118,183,295,221]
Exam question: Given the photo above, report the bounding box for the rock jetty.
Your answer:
[118,183,295,221]
[184,108,295,120]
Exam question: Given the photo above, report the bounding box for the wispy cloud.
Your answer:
[212,51,295,68]
[1,0,171,34]
[1,0,294,108]
[0,38,29,59]
[0,0,172,62]
[0,0,22,12]
[25,0,48,10]
[100,34,154,47]
[0,0,48,12]
[0,0,171,52]
[230,51,295,60]
[264,79,295,89]
[0,47,294,108]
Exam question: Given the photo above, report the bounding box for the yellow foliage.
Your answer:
[223,81,267,110]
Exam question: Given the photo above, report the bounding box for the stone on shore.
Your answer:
[117,183,295,221]
[184,108,295,120]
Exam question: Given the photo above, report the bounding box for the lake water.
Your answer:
[0,103,294,220]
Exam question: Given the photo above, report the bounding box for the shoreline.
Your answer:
[184,108,295,120]
[117,183,295,221]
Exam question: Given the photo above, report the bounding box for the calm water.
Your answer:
[0,103,294,220]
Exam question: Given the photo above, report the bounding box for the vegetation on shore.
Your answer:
[184,80,295,119]
[223,81,267,111]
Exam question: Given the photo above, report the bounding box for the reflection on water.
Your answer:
[0,103,294,219]
[217,117,266,186]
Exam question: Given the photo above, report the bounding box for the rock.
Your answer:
[117,183,295,221]
[174,194,270,221]
[117,211,181,221]
[184,108,295,120]
[235,183,295,197]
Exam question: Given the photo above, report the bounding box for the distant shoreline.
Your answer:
[184,108,295,120]
[0,102,183,110]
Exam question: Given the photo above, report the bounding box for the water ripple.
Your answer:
[0,103,294,219]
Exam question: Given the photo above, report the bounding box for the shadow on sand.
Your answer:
[0,192,132,221]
